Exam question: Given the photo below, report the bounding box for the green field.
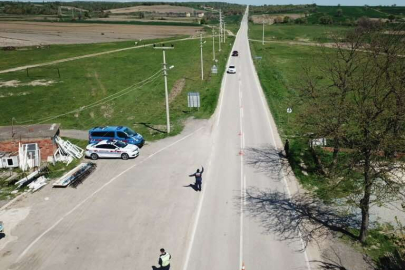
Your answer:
[0,36,234,141]
[249,23,349,43]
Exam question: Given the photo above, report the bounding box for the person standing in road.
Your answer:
[159,248,171,270]
[189,166,204,191]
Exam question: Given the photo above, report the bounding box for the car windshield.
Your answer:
[230,66,235,68]
[123,128,137,137]
[114,141,127,148]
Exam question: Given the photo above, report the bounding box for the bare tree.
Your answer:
[297,23,405,243]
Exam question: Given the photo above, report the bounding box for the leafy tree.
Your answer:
[283,16,291,23]
[336,8,343,17]
[297,25,405,243]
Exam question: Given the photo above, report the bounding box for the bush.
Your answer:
[319,15,333,25]
[295,17,308,24]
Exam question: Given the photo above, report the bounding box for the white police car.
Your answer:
[85,140,139,160]
[227,65,236,74]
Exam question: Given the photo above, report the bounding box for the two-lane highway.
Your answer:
[183,9,312,270]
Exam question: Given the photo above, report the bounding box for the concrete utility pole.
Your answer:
[212,28,216,61]
[219,10,222,51]
[200,33,204,81]
[154,44,174,133]
[223,22,226,43]
[262,20,265,45]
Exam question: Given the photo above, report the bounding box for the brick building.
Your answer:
[0,124,60,161]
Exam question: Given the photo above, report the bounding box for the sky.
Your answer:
[44,0,405,5]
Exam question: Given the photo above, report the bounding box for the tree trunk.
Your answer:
[359,151,372,243]
[331,137,340,172]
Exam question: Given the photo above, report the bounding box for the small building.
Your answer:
[0,124,60,161]
[185,12,191,17]
[197,12,205,18]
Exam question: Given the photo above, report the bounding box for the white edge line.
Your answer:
[17,127,203,262]
[246,22,313,270]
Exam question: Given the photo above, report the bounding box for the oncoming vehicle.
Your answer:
[89,126,144,147]
[227,65,236,74]
[85,140,139,160]
[232,50,239,57]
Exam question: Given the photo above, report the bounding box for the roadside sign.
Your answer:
[287,107,292,114]
[211,65,218,74]
[188,92,200,108]
[255,56,262,60]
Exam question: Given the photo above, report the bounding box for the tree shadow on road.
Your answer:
[244,145,291,178]
[243,188,361,250]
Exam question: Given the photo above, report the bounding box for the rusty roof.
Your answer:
[0,124,60,141]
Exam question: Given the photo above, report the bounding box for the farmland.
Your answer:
[0,21,202,47]
[0,34,234,141]
[249,23,349,43]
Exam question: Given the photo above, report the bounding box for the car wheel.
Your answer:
[90,153,98,160]
[121,153,129,160]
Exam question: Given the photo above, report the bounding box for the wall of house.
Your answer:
[0,138,56,160]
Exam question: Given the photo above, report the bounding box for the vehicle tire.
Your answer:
[90,153,98,160]
[121,153,129,160]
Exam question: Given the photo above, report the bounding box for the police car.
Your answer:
[85,140,139,160]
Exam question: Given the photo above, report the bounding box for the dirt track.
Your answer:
[0,21,202,47]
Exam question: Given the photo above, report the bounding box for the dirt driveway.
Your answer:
[0,21,202,47]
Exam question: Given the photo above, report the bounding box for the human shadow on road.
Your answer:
[242,188,361,250]
[244,145,290,177]
[183,183,199,192]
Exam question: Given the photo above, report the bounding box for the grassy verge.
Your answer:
[0,36,193,71]
[249,28,405,267]
[0,34,235,143]
[249,23,349,43]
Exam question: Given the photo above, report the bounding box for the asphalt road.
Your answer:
[0,9,314,270]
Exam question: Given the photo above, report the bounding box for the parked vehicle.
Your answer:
[227,65,236,74]
[232,50,239,56]
[89,126,144,147]
[85,140,139,160]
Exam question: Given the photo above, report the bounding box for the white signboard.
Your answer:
[188,92,200,108]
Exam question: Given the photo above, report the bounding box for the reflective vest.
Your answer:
[161,253,171,267]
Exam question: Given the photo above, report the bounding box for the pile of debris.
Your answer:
[50,136,84,166]
[53,162,97,188]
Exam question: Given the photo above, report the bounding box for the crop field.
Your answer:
[106,4,200,14]
[249,23,349,43]
[0,21,202,47]
[0,35,234,141]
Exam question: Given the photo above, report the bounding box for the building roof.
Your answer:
[0,124,60,141]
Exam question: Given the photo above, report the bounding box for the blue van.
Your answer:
[89,126,144,147]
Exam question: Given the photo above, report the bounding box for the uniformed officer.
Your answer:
[159,248,171,270]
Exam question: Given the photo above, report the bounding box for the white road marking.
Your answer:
[246,31,313,270]
[239,73,244,269]
[17,127,204,262]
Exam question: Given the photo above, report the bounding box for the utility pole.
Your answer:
[200,33,204,81]
[223,22,226,43]
[219,10,222,51]
[212,28,216,61]
[153,44,174,133]
[262,20,265,45]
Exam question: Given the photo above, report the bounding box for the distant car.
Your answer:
[227,65,236,74]
[85,140,139,160]
[232,50,239,56]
